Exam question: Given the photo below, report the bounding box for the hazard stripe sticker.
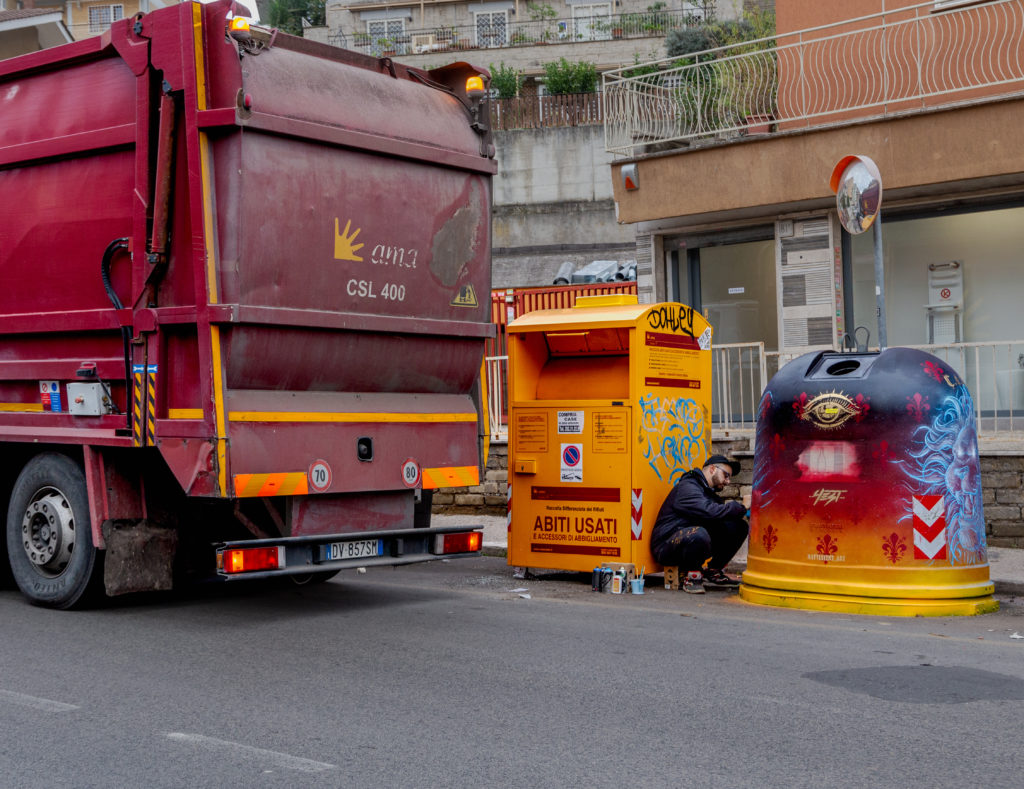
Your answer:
[421,466,479,489]
[912,495,947,560]
[233,473,310,497]
[631,488,643,540]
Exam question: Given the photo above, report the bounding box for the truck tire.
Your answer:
[6,453,104,609]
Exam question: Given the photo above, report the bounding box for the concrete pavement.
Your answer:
[434,513,1024,597]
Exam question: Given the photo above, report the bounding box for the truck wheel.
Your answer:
[6,453,104,609]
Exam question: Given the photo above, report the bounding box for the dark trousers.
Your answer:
[653,517,749,572]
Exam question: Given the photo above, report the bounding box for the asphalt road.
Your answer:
[2,557,1023,789]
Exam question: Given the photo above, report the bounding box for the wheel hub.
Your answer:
[21,489,75,576]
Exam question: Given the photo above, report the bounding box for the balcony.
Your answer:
[327,8,704,57]
[603,0,1024,156]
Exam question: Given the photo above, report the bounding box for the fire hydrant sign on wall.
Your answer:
[506,297,713,573]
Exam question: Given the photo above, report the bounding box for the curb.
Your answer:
[478,549,1023,598]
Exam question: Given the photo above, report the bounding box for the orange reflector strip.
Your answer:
[222,546,281,574]
[422,466,479,489]
[233,472,309,497]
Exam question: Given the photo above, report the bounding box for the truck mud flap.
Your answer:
[102,521,179,596]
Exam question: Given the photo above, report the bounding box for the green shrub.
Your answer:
[490,62,522,99]
[542,58,598,95]
[665,27,719,58]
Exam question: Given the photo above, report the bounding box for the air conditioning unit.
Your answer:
[412,34,437,52]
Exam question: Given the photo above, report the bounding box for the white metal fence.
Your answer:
[604,0,1024,155]
[485,355,508,441]
[485,342,1024,439]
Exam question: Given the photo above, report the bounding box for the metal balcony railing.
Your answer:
[603,0,1024,156]
[328,7,708,58]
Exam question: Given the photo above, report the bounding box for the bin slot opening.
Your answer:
[826,360,861,376]
[545,328,629,356]
[535,356,629,400]
[807,352,880,380]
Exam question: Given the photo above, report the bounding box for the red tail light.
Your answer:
[220,546,284,574]
[435,531,482,555]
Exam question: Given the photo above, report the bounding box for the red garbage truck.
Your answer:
[0,1,495,607]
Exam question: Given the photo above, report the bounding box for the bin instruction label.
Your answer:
[557,410,584,434]
[515,412,548,452]
[592,411,627,453]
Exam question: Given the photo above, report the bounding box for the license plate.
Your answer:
[322,539,382,561]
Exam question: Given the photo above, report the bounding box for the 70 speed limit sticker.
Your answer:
[308,460,333,492]
[401,458,421,488]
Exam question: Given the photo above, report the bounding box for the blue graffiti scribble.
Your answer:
[900,384,986,566]
[638,393,708,484]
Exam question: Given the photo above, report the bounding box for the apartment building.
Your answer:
[0,7,70,56]
[1,0,182,41]
[313,0,735,75]
[603,0,1024,426]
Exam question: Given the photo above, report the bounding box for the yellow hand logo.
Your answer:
[334,218,364,262]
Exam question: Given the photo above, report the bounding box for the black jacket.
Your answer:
[650,468,747,550]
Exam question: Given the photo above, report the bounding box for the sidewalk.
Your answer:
[434,513,1024,597]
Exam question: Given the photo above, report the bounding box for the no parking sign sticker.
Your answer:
[560,443,583,483]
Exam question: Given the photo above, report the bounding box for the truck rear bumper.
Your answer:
[212,524,482,581]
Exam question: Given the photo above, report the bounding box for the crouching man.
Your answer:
[650,455,751,594]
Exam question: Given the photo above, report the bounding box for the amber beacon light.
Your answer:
[228,16,251,40]
[465,75,486,100]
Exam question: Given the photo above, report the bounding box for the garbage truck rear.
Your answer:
[0,1,495,607]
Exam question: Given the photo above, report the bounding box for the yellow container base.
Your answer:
[738,583,999,617]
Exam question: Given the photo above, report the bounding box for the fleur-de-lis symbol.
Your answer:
[906,393,930,422]
[853,393,871,422]
[881,532,906,565]
[792,392,809,420]
[762,524,778,555]
[816,533,838,560]
[922,361,944,383]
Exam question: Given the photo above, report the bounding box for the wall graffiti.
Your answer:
[637,392,707,484]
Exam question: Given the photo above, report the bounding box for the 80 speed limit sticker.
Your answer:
[401,458,421,488]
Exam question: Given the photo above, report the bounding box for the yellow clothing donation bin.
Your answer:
[506,295,713,573]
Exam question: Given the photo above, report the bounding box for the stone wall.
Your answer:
[432,443,508,513]
[981,456,1024,548]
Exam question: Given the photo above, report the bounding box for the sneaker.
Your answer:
[703,568,740,589]
[682,571,705,594]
